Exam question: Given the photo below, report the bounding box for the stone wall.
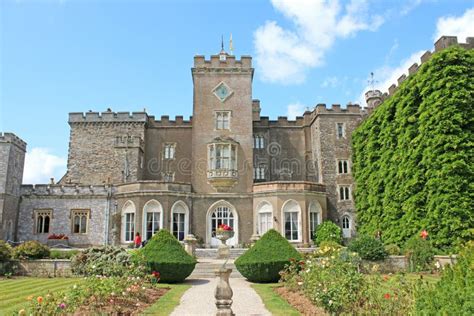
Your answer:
[10,259,72,277]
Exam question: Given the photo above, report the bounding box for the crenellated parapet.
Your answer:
[68,111,148,125]
[254,116,305,128]
[148,115,193,128]
[0,132,27,151]
[20,184,114,196]
[192,55,254,75]
[313,103,363,115]
[380,36,473,99]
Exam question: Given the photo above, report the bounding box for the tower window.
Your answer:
[339,186,351,201]
[215,111,231,130]
[164,143,176,159]
[254,166,266,180]
[338,160,349,174]
[35,210,52,234]
[208,143,237,170]
[337,123,345,139]
[254,135,265,149]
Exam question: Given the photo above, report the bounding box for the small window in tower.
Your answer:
[337,123,345,139]
[339,185,351,201]
[215,111,231,130]
[35,210,52,234]
[254,135,265,149]
[164,143,176,160]
[338,160,349,174]
[253,166,266,180]
[71,209,89,234]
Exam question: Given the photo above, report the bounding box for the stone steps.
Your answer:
[195,248,247,259]
[189,259,243,279]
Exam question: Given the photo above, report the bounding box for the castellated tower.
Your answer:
[61,111,147,185]
[0,133,26,241]
[365,89,383,110]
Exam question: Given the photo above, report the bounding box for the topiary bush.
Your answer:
[140,229,196,283]
[348,235,387,261]
[0,240,12,262]
[235,229,302,283]
[414,241,474,314]
[313,221,342,246]
[71,246,145,277]
[404,236,436,272]
[12,240,49,259]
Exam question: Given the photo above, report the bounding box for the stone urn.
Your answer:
[215,267,234,316]
[215,230,234,259]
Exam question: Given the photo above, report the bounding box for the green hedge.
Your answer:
[313,221,342,246]
[0,240,12,262]
[352,47,474,252]
[348,235,387,261]
[12,240,49,259]
[140,229,196,283]
[235,229,302,283]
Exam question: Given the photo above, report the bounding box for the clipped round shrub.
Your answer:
[403,236,436,272]
[71,246,145,277]
[384,244,401,255]
[0,240,12,262]
[12,240,49,259]
[348,235,387,261]
[140,229,196,283]
[319,240,343,250]
[235,229,302,283]
[314,221,342,246]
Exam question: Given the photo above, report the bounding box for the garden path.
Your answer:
[170,278,271,316]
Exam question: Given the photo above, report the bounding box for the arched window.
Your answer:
[143,200,163,240]
[309,201,322,240]
[257,202,273,235]
[282,200,301,242]
[171,201,189,241]
[342,215,351,238]
[207,201,238,247]
[35,210,52,234]
[122,201,136,243]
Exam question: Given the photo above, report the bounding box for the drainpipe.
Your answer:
[104,185,112,245]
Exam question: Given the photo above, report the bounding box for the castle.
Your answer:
[1,36,471,247]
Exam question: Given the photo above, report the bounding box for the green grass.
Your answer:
[251,283,300,316]
[141,283,191,315]
[0,277,82,315]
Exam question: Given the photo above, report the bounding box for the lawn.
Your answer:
[141,283,191,315]
[251,283,301,316]
[0,277,83,315]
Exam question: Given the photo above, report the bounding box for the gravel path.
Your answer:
[170,277,271,316]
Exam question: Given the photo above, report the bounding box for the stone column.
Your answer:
[183,234,198,257]
[214,268,233,316]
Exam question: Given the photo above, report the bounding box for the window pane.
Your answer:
[44,216,50,233]
[80,215,87,233]
[37,216,43,234]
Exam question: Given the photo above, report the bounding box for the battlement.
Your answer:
[254,116,305,128]
[68,111,148,124]
[192,55,253,71]
[380,35,473,99]
[314,103,363,115]
[149,115,193,127]
[365,90,383,100]
[0,132,27,151]
[21,184,113,196]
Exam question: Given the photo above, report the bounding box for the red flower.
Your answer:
[384,293,391,300]
[383,275,389,281]
[218,224,232,231]
[299,261,305,266]
[152,271,160,278]
[420,230,428,240]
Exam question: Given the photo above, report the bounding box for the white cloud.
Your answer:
[23,148,67,184]
[321,76,339,88]
[254,0,384,84]
[434,8,474,42]
[287,102,306,119]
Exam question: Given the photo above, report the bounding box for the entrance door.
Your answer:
[209,206,237,247]
[342,215,351,238]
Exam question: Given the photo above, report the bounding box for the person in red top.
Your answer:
[134,232,142,248]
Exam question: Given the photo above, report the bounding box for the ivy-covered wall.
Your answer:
[352,46,473,252]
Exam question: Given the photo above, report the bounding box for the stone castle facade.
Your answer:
[1,36,471,247]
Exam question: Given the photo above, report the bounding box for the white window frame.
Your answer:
[142,200,163,241]
[256,201,273,235]
[71,209,90,234]
[253,135,265,149]
[215,111,231,130]
[336,122,345,139]
[337,159,350,174]
[338,185,351,201]
[35,209,52,234]
[308,202,322,241]
[121,201,136,243]
[164,143,176,160]
[171,201,189,241]
[253,166,266,180]
[281,200,302,242]
[208,143,237,171]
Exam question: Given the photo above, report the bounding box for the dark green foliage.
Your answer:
[0,240,12,261]
[71,246,145,277]
[49,249,79,259]
[404,236,436,272]
[313,221,342,246]
[415,241,474,314]
[140,229,196,283]
[235,229,302,282]
[12,240,50,259]
[348,235,387,261]
[384,244,401,255]
[352,47,474,251]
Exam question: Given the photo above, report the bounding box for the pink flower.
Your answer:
[420,230,428,240]
[58,303,66,309]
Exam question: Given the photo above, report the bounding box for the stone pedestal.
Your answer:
[183,234,198,256]
[216,231,234,259]
[249,233,260,246]
[214,268,233,316]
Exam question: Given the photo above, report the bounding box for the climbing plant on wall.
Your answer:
[352,46,474,252]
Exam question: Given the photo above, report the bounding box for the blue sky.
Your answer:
[1,0,473,183]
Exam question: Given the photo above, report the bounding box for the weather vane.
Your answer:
[368,72,378,91]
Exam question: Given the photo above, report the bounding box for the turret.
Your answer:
[365,89,383,110]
